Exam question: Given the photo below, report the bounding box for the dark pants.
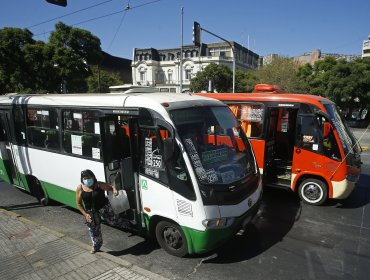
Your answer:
[86,203,130,251]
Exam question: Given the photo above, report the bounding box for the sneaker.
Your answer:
[89,249,96,254]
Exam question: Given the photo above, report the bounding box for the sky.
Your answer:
[1,0,369,60]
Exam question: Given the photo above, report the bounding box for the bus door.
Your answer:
[293,112,342,188]
[0,110,22,186]
[100,113,139,225]
[263,107,278,185]
[263,105,299,187]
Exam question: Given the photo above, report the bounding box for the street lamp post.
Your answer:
[180,7,184,93]
[194,24,236,93]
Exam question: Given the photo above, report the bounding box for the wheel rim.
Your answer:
[163,226,183,250]
[301,182,323,203]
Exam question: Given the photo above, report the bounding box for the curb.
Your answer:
[0,207,169,280]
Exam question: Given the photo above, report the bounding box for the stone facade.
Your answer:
[131,42,259,92]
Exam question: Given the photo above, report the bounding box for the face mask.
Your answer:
[83,178,94,187]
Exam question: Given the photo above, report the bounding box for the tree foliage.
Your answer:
[251,56,307,92]
[0,22,102,94]
[298,57,370,116]
[235,70,258,92]
[87,66,123,93]
[190,63,232,92]
[0,28,35,93]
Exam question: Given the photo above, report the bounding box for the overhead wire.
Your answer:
[33,0,161,38]
[108,0,131,50]
[27,0,113,29]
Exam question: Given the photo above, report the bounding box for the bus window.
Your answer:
[318,116,341,161]
[229,104,263,138]
[26,108,60,151]
[140,126,169,185]
[13,106,26,145]
[62,110,101,159]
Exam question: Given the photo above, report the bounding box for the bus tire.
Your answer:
[155,220,188,257]
[30,177,49,206]
[298,178,328,206]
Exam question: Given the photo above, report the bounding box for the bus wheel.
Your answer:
[31,178,49,206]
[298,178,327,206]
[155,221,188,257]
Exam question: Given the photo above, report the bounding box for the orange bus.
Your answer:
[198,84,362,205]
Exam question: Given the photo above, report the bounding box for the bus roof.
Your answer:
[0,92,223,112]
[198,92,333,108]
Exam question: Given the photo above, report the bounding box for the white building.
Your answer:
[131,42,259,93]
[362,35,370,58]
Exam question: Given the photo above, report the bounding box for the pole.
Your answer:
[200,26,235,93]
[232,48,235,93]
[180,7,183,93]
[98,65,101,92]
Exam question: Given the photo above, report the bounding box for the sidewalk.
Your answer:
[0,208,169,280]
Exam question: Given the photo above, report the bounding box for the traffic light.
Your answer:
[46,0,67,7]
[193,21,201,47]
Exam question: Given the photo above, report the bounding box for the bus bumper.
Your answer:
[331,176,358,199]
[182,193,262,255]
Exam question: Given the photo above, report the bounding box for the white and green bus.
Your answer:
[0,90,262,257]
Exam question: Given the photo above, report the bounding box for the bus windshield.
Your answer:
[170,106,256,185]
[324,103,361,155]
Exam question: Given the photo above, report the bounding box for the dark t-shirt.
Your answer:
[81,183,108,210]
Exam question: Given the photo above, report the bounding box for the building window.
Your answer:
[140,71,146,82]
[156,71,164,83]
[168,71,173,83]
[185,69,192,80]
[209,47,231,57]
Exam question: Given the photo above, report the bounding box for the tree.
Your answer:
[23,42,59,93]
[235,70,258,92]
[48,22,102,92]
[86,66,123,93]
[0,27,35,93]
[252,56,307,92]
[299,56,370,121]
[0,23,103,94]
[190,63,232,92]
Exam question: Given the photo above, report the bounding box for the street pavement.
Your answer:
[0,208,168,280]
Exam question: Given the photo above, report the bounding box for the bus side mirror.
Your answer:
[323,122,331,138]
[163,138,174,161]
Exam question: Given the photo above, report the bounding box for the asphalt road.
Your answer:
[1,128,369,280]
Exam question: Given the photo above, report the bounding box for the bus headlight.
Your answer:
[202,217,235,229]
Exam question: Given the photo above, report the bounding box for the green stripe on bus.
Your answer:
[182,226,233,254]
[0,159,12,184]
[39,180,77,208]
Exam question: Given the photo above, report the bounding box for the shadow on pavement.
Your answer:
[203,187,302,264]
[107,239,159,256]
[1,202,43,211]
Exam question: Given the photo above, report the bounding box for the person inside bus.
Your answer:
[76,169,130,254]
